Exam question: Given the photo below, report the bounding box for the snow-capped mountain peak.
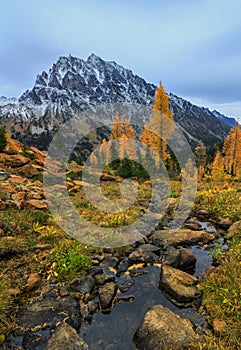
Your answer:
[0,53,234,149]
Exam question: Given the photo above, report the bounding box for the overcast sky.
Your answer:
[1,0,241,117]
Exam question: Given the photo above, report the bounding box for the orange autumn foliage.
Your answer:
[140,82,174,165]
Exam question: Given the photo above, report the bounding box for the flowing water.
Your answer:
[79,246,211,350]
[5,221,219,350]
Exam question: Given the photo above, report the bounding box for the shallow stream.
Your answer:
[79,222,216,350]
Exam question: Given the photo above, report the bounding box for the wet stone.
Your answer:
[70,276,95,294]
[88,267,103,276]
[18,294,82,331]
[216,216,232,229]
[43,322,89,350]
[184,222,202,231]
[92,255,105,262]
[116,260,129,276]
[129,268,147,277]
[117,295,135,303]
[128,249,159,264]
[94,272,115,286]
[163,247,196,273]
[87,300,99,314]
[118,275,134,293]
[103,256,119,268]
[99,282,117,310]
[83,292,94,304]
[23,330,49,350]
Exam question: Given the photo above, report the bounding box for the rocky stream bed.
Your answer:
[1,213,230,350]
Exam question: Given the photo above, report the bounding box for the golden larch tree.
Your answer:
[109,114,136,160]
[89,151,98,165]
[99,138,111,164]
[140,81,174,166]
[222,123,241,176]
[212,150,225,181]
[195,140,207,180]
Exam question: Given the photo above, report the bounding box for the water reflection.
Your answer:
[79,266,203,350]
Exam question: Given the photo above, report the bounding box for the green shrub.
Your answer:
[49,241,91,280]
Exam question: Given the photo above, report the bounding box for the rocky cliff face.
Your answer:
[0,54,232,149]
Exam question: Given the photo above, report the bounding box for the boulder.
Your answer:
[94,272,115,286]
[70,276,95,294]
[18,293,81,331]
[43,322,88,350]
[159,265,201,306]
[163,247,196,273]
[99,282,117,310]
[128,248,159,264]
[134,305,201,350]
[151,229,214,248]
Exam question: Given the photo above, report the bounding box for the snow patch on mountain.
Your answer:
[0,53,234,148]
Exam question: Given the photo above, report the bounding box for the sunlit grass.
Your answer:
[195,181,241,220]
[71,179,153,228]
[196,180,241,349]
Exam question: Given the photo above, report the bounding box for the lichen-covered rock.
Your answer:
[134,305,201,350]
[159,265,201,306]
[163,246,196,272]
[44,323,88,350]
[70,276,95,294]
[99,282,117,310]
[128,248,159,264]
[151,229,214,248]
[227,220,241,239]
